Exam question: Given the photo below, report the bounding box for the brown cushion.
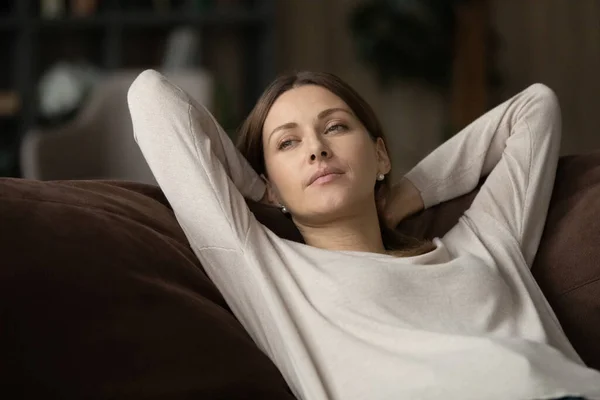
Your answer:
[531,153,600,369]
[0,178,295,399]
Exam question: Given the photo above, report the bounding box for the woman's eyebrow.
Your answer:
[317,107,353,120]
[268,122,297,143]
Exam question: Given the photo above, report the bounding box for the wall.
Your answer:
[490,0,600,156]
[275,0,600,176]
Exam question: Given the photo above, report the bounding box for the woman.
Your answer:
[128,69,600,400]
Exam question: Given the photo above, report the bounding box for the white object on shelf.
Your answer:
[40,0,66,19]
[38,61,102,119]
[162,27,201,71]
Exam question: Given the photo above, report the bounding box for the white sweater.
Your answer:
[128,70,600,400]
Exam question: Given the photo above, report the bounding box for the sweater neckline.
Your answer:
[336,237,444,262]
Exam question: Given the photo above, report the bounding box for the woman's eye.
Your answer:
[278,139,294,150]
[325,124,347,134]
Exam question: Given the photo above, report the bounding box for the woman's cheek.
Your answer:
[270,163,297,200]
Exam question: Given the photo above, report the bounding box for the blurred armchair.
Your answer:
[20,69,213,184]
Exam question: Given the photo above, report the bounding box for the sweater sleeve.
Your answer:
[404,84,561,267]
[127,69,266,250]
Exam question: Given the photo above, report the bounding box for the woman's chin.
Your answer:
[295,187,371,220]
[306,198,354,217]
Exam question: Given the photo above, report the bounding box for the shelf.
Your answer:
[36,15,111,29]
[0,0,276,179]
[120,9,271,26]
[34,9,271,29]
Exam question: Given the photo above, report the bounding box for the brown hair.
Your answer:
[236,71,435,257]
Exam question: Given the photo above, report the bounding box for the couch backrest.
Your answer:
[0,178,295,399]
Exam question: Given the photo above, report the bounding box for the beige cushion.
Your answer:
[20,70,213,183]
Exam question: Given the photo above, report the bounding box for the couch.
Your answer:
[1,151,599,399]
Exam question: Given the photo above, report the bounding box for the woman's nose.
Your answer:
[308,138,332,161]
[310,150,330,161]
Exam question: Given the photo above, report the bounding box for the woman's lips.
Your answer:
[311,173,343,186]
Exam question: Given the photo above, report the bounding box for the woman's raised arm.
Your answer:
[128,69,266,251]
[403,84,561,266]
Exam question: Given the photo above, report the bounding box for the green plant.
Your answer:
[349,0,468,88]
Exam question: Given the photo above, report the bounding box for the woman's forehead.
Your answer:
[264,85,351,127]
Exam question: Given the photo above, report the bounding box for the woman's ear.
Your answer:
[375,137,392,175]
[260,174,282,206]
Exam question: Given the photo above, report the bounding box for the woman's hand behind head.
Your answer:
[379,177,424,228]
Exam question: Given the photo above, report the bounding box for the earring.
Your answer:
[280,205,289,214]
[377,173,385,181]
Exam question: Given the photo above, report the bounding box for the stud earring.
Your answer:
[377,173,385,181]
[280,205,289,214]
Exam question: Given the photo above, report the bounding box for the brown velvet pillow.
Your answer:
[0,178,296,399]
[531,153,600,369]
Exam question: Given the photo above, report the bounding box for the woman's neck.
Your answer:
[294,204,386,254]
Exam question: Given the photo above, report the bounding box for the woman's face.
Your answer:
[261,84,391,223]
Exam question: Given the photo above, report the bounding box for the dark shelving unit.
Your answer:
[0,0,276,177]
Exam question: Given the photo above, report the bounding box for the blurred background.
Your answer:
[0,0,598,182]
